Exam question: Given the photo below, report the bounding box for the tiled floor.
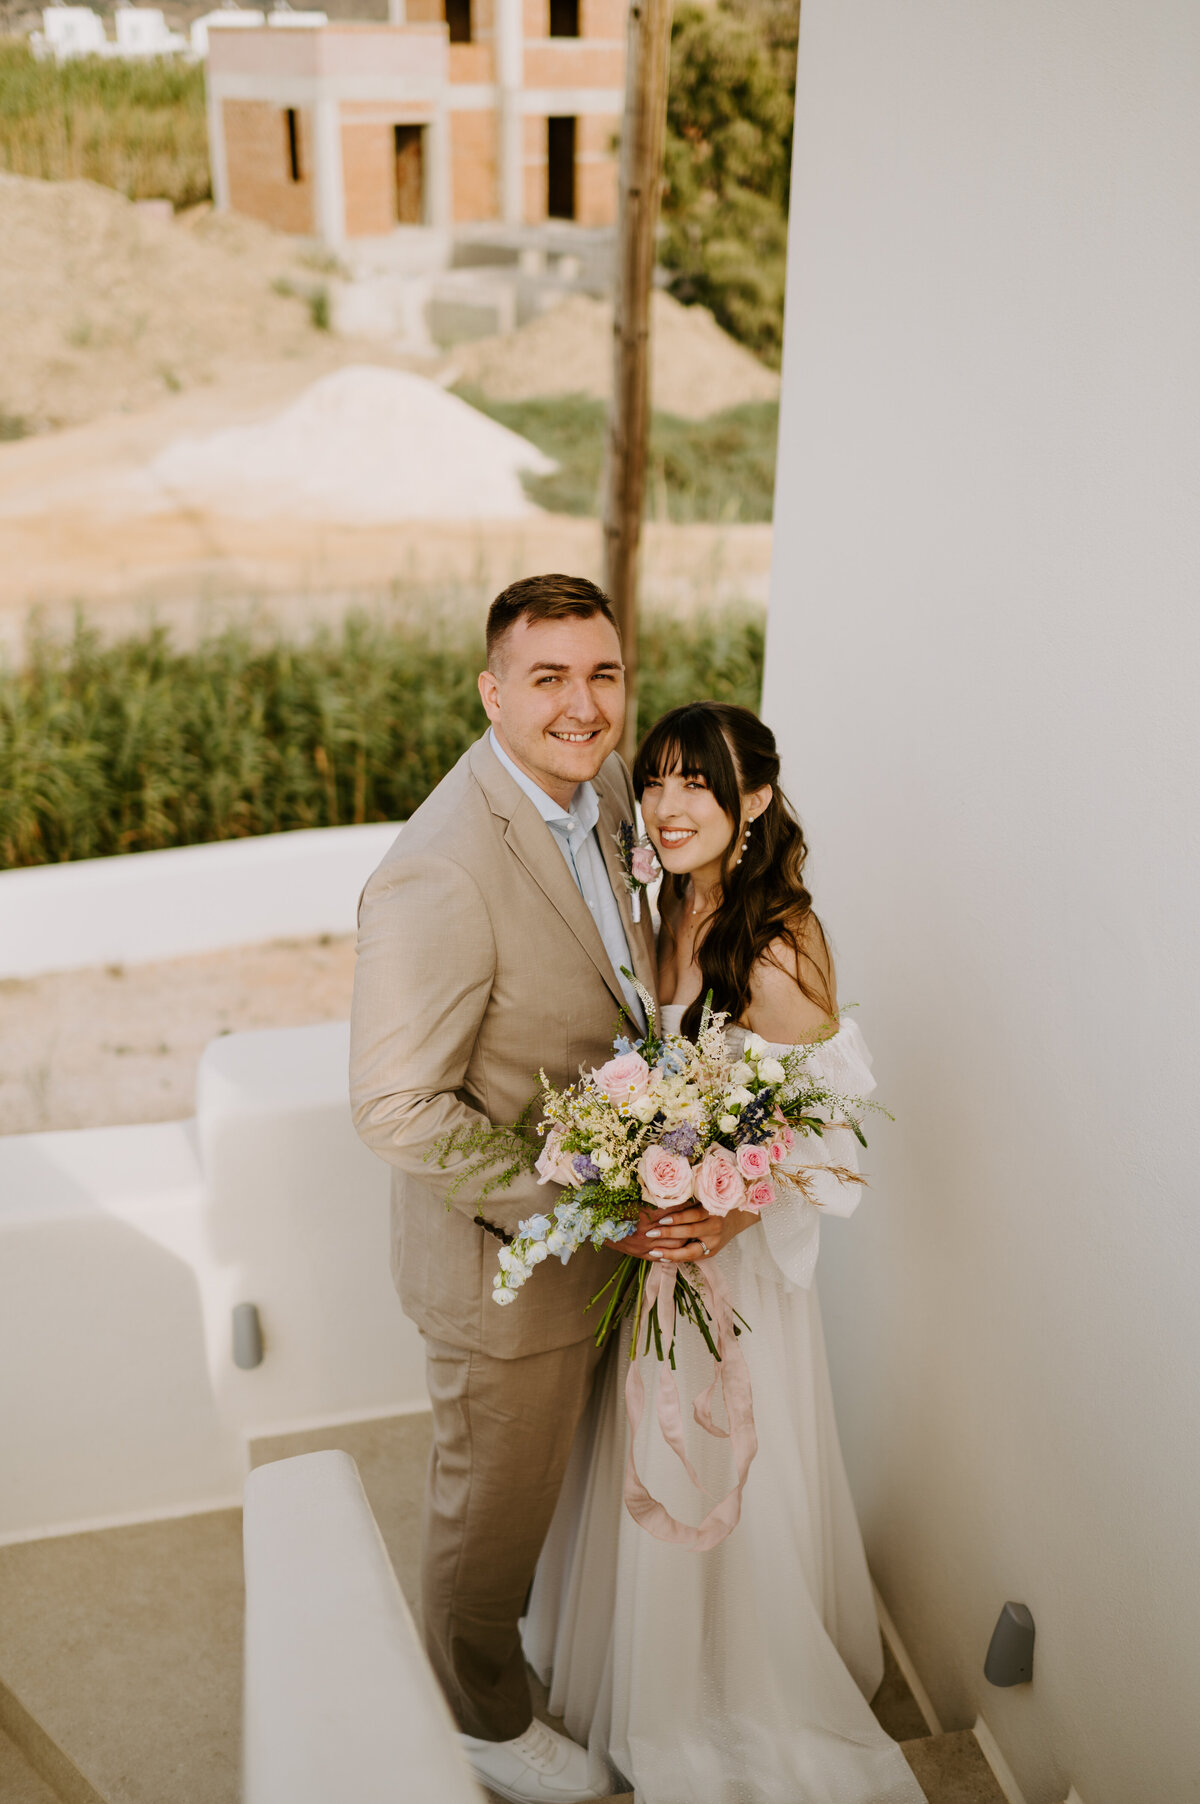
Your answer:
[0,1411,1009,1804]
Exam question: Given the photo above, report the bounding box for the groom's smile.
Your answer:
[478,611,626,808]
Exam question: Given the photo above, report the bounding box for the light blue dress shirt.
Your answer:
[489,730,645,1031]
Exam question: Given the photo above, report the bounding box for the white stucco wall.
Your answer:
[763,6,1200,1803]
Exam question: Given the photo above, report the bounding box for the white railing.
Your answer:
[243,1450,481,1804]
[0,821,400,979]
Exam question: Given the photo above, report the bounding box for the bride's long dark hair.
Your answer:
[632,702,833,1040]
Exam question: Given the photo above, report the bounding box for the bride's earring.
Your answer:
[735,813,755,866]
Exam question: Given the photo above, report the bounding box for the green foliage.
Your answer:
[0,607,764,869]
[0,37,210,207]
[456,388,779,523]
[661,0,800,367]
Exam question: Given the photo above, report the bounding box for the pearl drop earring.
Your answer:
[736,813,755,866]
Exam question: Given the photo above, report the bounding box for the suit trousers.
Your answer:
[421,1327,610,1741]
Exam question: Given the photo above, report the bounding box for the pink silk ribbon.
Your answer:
[622,1259,759,1551]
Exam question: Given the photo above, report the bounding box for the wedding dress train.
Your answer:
[521,1014,925,1804]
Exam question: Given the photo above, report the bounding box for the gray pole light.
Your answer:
[984,1601,1035,1685]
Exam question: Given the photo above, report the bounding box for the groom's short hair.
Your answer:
[486,574,619,670]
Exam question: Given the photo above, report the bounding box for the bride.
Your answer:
[522,702,926,1804]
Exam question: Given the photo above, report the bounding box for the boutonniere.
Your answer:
[613,819,661,923]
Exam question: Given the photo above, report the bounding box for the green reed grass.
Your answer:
[0,608,764,869]
[0,39,210,207]
[454,389,779,524]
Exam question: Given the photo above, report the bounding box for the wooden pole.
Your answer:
[604,0,673,768]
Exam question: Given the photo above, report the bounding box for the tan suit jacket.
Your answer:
[350,734,658,1358]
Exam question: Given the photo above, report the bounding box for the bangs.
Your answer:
[633,705,741,820]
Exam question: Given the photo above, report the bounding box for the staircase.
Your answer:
[0,1413,1012,1804]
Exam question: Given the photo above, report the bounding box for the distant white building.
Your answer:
[31,3,189,60]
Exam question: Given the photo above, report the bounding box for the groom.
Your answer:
[350,574,657,1803]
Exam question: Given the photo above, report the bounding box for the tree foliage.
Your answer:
[661,0,801,367]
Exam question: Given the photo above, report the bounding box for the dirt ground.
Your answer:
[0,935,357,1136]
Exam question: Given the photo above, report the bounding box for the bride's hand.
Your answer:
[621,1201,758,1263]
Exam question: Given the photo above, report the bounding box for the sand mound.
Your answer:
[0,174,329,433]
[141,365,556,521]
[445,290,780,419]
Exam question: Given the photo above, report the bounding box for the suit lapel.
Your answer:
[470,737,631,1014]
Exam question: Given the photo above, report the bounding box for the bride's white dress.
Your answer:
[522,1010,925,1804]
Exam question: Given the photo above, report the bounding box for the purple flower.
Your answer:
[573,1153,602,1182]
[660,1123,699,1157]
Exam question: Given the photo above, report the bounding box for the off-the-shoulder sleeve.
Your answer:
[753,1021,876,1290]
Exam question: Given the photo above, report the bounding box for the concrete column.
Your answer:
[495,0,524,225]
[205,75,230,210]
[428,105,452,228]
[387,0,406,19]
[312,94,346,246]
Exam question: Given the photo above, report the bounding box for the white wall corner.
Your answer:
[973,1717,1031,1804]
[871,1582,943,1736]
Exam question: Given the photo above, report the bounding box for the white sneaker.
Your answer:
[459,1717,611,1803]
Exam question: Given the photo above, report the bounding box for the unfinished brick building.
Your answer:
[205,1,627,243]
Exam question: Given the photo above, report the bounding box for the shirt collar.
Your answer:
[489,730,599,835]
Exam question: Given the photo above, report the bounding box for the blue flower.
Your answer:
[518,1214,551,1242]
[573,1153,602,1182]
[661,1122,699,1156]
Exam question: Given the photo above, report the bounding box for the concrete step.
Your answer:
[0,1722,70,1804]
[902,1728,1012,1803]
[0,1410,1011,1804]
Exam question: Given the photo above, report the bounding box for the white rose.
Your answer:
[593,1149,615,1171]
[719,1114,738,1133]
[758,1058,787,1084]
[727,1086,753,1107]
[729,1061,755,1086]
[743,1032,768,1057]
[631,1096,658,1122]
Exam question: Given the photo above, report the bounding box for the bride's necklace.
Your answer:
[690,881,719,919]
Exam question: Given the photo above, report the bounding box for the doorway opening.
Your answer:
[444,0,471,42]
[285,107,301,183]
[549,0,579,34]
[547,116,576,220]
[394,125,424,225]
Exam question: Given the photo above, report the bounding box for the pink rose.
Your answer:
[736,1142,772,1181]
[744,1177,776,1210]
[631,845,660,885]
[693,1145,746,1218]
[769,1122,796,1162]
[535,1127,579,1187]
[637,1144,695,1206]
[593,1050,651,1105]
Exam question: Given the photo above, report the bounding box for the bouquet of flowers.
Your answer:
[432,975,877,1362]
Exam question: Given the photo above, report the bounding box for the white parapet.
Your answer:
[243,1451,482,1804]
[0,1020,426,1542]
[0,821,400,980]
